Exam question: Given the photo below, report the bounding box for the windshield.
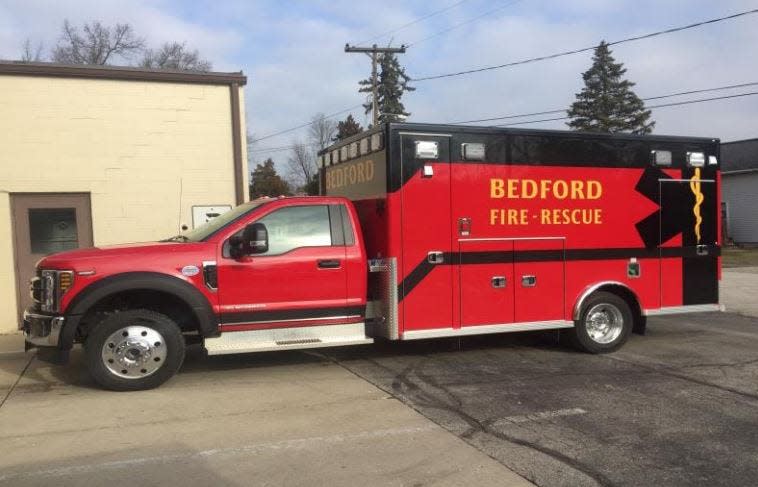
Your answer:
[174,200,270,242]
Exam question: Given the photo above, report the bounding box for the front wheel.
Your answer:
[565,292,632,354]
[85,309,185,391]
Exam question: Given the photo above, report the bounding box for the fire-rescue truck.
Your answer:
[24,123,722,390]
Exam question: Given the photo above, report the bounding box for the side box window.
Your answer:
[257,205,332,255]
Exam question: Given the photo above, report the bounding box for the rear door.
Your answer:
[659,175,718,305]
[399,133,453,331]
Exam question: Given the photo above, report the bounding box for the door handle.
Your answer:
[521,275,537,287]
[317,259,341,269]
[427,251,444,264]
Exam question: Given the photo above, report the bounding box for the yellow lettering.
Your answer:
[491,179,505,198]
[587,180,602,199]
[507,179,519,199]
[540,179,552,198]
[554,180,568,199]
[522,179,538,199]
[489,208,499,225]
[572,180,584,199]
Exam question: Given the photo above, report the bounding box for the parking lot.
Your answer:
[1,268,758,487]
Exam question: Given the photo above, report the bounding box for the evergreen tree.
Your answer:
[302,174,320,196]
[359,52,415,125]
[333,114,364,141]
[249,159,290,199]
[567,41,654,135]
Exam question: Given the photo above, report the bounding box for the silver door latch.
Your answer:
[696,245,708,256]
[521,275,537,287]
[427,251,444,264]
[491,276,507,288]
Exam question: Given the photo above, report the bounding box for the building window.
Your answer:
[28,208,79,254]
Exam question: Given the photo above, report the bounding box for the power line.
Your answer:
[250,87,758,153]
[356,0,473,45]
[495,90,758,127]
[250,90,758,152]
[454,81,758,124]
[249,141,321,154]
[249,104,363,144]
[412,8,758,81]
[407,0,524,48]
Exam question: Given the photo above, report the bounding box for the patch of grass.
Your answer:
[722,246,758,268]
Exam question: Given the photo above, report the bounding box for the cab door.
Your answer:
[216,204,351,328]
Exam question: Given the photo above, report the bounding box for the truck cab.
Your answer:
[24,196,371,391]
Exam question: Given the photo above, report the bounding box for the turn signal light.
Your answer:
[58,271,74,294]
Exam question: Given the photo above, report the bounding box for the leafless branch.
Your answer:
[52,20,145,65]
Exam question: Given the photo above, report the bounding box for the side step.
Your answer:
[204,322,374,355]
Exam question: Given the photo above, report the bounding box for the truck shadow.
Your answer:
[32,329,572,389]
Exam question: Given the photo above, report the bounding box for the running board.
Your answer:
[204,322,373,355]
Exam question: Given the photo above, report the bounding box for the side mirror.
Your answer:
[242,222,269,254]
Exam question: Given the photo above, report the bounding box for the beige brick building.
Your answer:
[0,62,248,333]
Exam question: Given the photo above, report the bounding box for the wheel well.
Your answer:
[575,283,645,334]
[76,289,200,342]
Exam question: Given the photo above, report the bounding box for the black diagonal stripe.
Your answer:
[398,245,720,300]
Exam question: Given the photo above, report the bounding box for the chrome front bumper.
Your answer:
[23,311,64,347]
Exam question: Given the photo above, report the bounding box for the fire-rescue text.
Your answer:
[489,178,604,226]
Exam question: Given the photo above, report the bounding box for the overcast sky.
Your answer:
[1,0,757,170]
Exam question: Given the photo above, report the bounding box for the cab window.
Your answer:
[256,205,332,255]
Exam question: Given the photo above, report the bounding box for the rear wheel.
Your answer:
[85,309,185,391]
[566,291,632,353]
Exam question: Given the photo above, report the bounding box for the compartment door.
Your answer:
[459,239,514,327]
[400,134,453,331]
[514,238,565,323]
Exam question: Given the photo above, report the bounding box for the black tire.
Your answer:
[565,291,632,354]
[85,309,185,391]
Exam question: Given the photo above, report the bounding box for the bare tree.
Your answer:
[20,39,44,63]
[139,42,211,71]
[286,141,316,190]
[307,113,338,151]
[51,20,145,65]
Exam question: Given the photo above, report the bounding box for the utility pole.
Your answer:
[344,44,406,126]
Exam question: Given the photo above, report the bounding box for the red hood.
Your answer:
[38,241,215,269]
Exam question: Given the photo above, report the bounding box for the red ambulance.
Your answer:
[24,123,722,390]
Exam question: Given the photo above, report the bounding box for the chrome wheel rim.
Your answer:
[101,326,167,379]
[585,303,623,344]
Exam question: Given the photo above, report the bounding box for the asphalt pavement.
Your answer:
[0,337,529,487]
[1,268,757,486]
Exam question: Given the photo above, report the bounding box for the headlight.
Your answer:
[38,270,74,313]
